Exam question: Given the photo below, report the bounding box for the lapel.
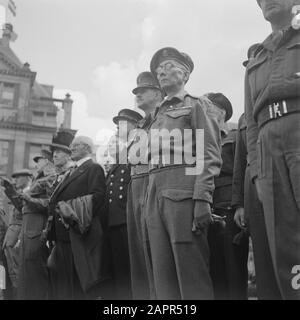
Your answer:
[52,159,93,200]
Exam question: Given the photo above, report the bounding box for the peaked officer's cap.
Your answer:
[206,92,233,122]
[132,71,162,94]
[150,47,194,75]
[113,109,143,125]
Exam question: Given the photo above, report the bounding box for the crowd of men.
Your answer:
[0,0,299,300]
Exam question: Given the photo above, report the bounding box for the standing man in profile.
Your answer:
[18,149,56,300]
[49,133,107,300]
[246,0,300,299]
[127,71,164,299]
[106,108,142,300]
[145,47,222,300]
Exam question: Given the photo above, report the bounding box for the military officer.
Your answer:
[127,71,164,300]
[17,149,56,300]
[2,169,32,299]
[206,93,249,300]
[106,108,143,300]
[232,113,281,300]
[144,47,222,299]
[246,0,300,299]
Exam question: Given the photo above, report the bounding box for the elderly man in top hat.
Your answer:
[143,47,222,299]
[245,0,300,299]
[17,149,57,300]
[48,132,107,300]
[1,169,32,299]
[127,71,164,300]
[105,108,142,300]
[205,93,249,300]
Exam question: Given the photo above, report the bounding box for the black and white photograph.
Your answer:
[0,0,299,304]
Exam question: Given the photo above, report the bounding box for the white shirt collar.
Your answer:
[76,156,91,168]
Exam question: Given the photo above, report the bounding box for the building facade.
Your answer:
[0,23,74,178]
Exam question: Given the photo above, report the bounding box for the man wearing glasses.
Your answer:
[144,47,222,299]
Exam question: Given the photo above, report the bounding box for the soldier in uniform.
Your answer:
[127,71,164,299]
[17,149,56,300]
[1,169,32,299]
[144,47,222,299]
[106,109,143,300]
[206,93,249,300]
[232,113,281,300]
[246,0,300,299]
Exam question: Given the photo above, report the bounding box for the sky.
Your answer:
[8,0,271,145]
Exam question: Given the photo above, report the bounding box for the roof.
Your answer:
[0,41,23,68]
[0,40,52,98]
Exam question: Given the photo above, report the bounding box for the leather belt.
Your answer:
[130,165,149,177]
[257,98,300,128]
[148,163,195,173]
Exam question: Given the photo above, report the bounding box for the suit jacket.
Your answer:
[105,164,131,227]
[49,159,109,292]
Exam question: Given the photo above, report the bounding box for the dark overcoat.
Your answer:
[49,159,108,294]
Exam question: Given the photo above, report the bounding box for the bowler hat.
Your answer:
[132,71,162,94]
[206,92,233,122]
[33,149,53,163]
[113,109,143,125]
[50,130,75,154]
[12,169,33,179]
[150,47,194,76]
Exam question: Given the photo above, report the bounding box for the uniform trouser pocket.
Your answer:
[159,189,194,243]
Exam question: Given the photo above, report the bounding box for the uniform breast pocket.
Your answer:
[164,108,192,130]
[285,43,300,80]
[248,55,268,92]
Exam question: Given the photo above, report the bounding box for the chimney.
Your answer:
[62,93,73,129]
[1,23,17,46]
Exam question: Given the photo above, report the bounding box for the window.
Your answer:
[0,140,9,174]
[32,111,45,126]
[0,82,15,107]
[46,112,57,127]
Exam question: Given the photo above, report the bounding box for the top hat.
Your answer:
[113,109,143,125]
[206,92,233,122]
[132,71,162,94]
[150,47,194,76]
[50,130,75,154]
